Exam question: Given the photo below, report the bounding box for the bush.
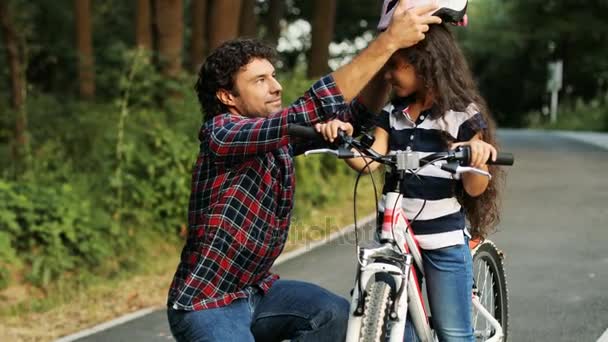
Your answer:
[111,112,196,234]
[0,180,125,288]
[525,97,608,132]
[0,69,369,292]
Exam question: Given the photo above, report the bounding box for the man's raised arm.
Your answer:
[332,0,441,102]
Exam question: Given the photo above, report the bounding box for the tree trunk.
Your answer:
[136,0,152,50]
[266,0,284,47]
[155,0,183,78]
[75,0,95,99]
[239,0,257,38]
[307,0,336,79]
[0,0,28,163]
[0,1,24,110]
[208,0,242,50]
[190,0,208,71]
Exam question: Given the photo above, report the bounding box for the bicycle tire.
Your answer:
[472,241,509,341]
[359,279,392,342]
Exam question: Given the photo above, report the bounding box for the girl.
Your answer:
[316,23,504,341]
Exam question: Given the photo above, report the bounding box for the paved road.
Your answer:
[70,130,608,342]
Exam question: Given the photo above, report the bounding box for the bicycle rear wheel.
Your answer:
[359,279,392,342]
[472,241,509,341]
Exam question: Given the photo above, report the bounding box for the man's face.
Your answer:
[223,58,283,118]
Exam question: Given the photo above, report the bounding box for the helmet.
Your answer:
[377,0,468,31]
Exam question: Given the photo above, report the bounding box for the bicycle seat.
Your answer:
[378,0,468,31]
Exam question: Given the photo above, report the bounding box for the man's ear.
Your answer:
[216,88,236,107]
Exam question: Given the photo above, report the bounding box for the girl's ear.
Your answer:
[216,89,236,107]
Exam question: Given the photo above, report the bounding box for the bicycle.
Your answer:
[288,124,513,342]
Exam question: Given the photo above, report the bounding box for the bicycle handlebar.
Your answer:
[288,124,515,168]
[287,124,326,142]
[458,144,514,166]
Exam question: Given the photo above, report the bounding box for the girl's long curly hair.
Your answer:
[395,24,504,239]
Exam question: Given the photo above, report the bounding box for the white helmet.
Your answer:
[377,0,468,31]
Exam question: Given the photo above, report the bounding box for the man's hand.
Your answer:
[330,0,440,103]
[385,0,442,49]
[315,120,354,143]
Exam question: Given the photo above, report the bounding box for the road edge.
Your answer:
[55,214,376,342]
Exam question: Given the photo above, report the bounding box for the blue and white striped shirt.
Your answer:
[376,97,487,250]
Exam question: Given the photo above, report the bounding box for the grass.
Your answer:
[0,170,383,342]
[524,99,608,132]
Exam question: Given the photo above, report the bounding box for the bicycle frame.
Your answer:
[286,124,512,341]
[345,190,505,342]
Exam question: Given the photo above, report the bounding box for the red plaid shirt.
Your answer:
[168,75,371,310]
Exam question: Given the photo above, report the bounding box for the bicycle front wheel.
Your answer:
[472,241,509,341]
[359,279,392,342]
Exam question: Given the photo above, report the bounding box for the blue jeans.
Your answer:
[167,280,349,342]
[404,236,474,342]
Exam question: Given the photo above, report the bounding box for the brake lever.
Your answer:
[304,147,360,159]
[304,148,338,157]
[440,162,492,179]
[457,167,492,179]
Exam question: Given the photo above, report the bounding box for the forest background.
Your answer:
[1,0,607,340]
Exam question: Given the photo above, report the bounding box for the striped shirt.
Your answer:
[376,97,487,250]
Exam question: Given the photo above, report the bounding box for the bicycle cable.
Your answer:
[353,147,379,267]
[413,154,449,176]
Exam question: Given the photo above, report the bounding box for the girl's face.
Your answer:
[384,54,420,98]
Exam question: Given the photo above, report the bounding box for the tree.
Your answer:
[190,0,208,71]
[154,0,183,78]
[136,0,152,50]
[74,0,95,99]
[265,0,284,47]
[307,0,336,78]
[0,0,28,164]
[239,0,257,38]
[208,0,242,50]
[457,0,608,126]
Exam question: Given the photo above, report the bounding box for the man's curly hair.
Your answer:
[194,38,277,121]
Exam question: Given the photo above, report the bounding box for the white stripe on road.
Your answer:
[55,307,157,342]
[597,328,608,342]
[54,214,375,341]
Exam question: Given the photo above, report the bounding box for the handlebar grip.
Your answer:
[458,146,515,166]
[489,152,514,166]
[287,124,324,141]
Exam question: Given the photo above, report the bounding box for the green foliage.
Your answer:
[293,155,353,218]
[525,98,608,132]
[458,0,608,127]
[0,180,124,288]
[0,45,201,290]
[0,230,17,290]
[110,111,196,234]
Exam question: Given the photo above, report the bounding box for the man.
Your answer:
[167,1,441,341]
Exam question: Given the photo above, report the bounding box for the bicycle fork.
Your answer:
[345,242,414,342]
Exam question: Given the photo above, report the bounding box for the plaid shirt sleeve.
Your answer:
[332,97,377,134]
[206,75,346,162]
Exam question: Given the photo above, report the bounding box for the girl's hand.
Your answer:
[451,136,497,168]
[314,120,354,143]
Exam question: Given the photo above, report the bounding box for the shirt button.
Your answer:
[420,115,425,120]
[410,134,414,140]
